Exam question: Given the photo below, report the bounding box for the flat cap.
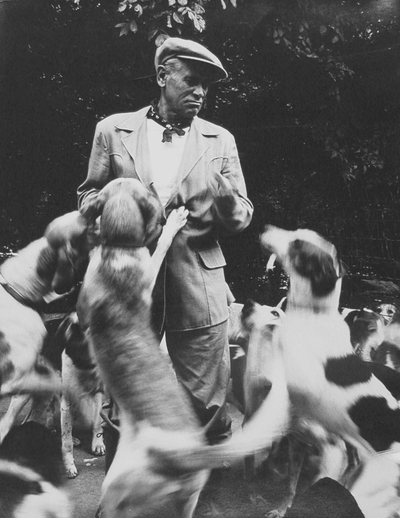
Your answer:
[154,37,228,83]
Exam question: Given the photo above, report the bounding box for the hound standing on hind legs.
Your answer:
[259,225,400,516]
[77,178,291,518]
[0,210,91,441]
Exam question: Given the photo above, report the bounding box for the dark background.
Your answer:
[1,0,399,307]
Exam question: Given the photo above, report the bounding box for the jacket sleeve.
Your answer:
[77,121,113,210]
[285,478,365,518]
[212,133,253,235]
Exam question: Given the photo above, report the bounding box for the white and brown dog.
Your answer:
[258,225,400,516]
[77,178,290,518]
[46,311,105,479]
[0,211,91,440]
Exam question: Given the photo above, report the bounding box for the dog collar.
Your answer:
[0,271,44,312]
[101,241,145,249]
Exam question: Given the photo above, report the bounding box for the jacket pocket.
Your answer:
[197,247,226,269]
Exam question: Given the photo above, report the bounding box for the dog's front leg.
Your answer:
[61,392,78,478]
[91,391,105,457]
[150,207,188,288]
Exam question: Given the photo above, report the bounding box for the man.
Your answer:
[77,37,253,459]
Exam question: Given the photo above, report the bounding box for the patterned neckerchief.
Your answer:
[146,100,190,143]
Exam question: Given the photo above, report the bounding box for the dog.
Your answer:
[372,311,400,372]
[0,421,72,518]
[38,311,105,479]
[0,211,91,441]
[258,225,400,516]
[239,299,285,480]
[242,297,348,517]
[77,178,291,518]
[375,302,398,324]
[341,307,385,361]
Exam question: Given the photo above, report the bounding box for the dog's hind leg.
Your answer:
[60,392,77,478]
[174,475,209,518]
[91,391,105,457]
[266,435,306,518]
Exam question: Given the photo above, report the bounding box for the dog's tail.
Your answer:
[149,364,291,473]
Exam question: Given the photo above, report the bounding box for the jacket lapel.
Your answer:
[178,118,219,184]
[115,110,220,207]
[115,108,153,187]
[163,118,219,208]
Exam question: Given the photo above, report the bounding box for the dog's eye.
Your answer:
[271,310,280,318]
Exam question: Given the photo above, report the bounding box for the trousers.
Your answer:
[102,320,232,472]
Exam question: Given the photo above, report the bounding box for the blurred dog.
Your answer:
[375,303,398,325]
[373,312,400,372]
[54,312,105,478]
[0,211,91,440]
[260,225,400,516]
[77,178,290,518]
[0,421,72,518]
[341,308,385,361]
[240,300,285,480]
[242,297,347,517]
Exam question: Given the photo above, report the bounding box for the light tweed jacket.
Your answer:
[78,107,253,331]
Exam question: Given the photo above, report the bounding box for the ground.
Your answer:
[0,397,298,518]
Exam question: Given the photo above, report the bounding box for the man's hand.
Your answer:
[211,172,239,217]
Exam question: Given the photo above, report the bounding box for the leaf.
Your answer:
[220,0,226,9]
[118,3,127,12]
[168,0,176,4]
[173,11,184,24]
[230,0,237,6]
[332,35,339,44]
[194,16,205,32]
[148,28,158,40]
[177,0,188,5]
[120,24,130,36]
[133,4,143,16]
[130,19,138,32]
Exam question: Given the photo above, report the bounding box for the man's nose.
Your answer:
[193,84,206,98]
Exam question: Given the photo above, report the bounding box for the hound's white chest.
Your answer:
[278,314,354,410]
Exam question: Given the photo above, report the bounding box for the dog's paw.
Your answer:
[92,433,105,456]
[65,464,78,479]
[265,510,287,518]
[92,442,106,456]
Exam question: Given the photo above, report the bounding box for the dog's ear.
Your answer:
[291,240,339,297]
[81,190,110,220]
[43,212,90,294]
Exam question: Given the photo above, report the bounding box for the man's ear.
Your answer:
[156,65,167,87]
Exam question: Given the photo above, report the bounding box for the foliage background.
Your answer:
[0,0,399,306]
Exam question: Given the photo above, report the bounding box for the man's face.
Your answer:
[158,59,211,122]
